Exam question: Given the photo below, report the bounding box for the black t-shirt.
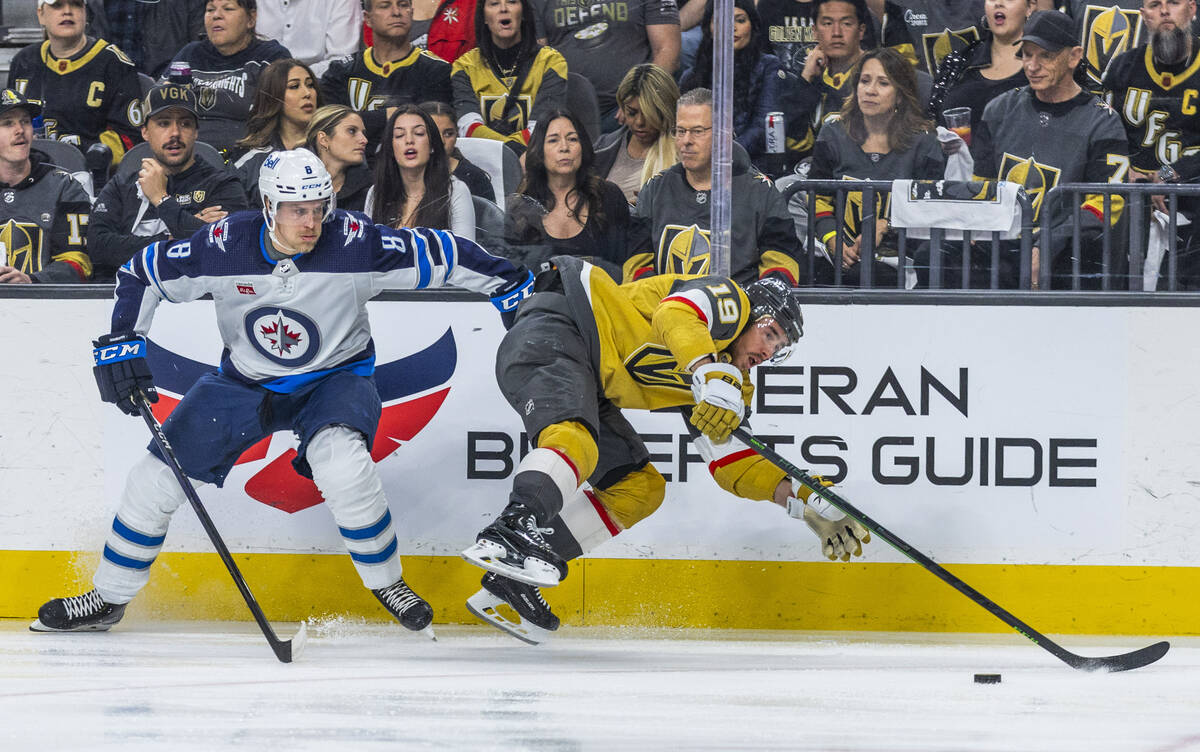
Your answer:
[940,67,1027,129]
[504,179,646,272]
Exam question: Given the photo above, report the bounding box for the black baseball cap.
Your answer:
[144,83,198,119]
[0,88,42,118]
[1018,11,1078,52]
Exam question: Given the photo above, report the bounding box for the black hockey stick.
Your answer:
[733,427,1170,673]
[135,392,307,663]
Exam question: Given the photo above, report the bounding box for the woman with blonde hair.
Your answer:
[593,64,680,204]
[305,105,373,213]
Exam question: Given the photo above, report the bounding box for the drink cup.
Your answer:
[944,107,972,147]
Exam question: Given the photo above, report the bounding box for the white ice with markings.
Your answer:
[2,619,1198,751]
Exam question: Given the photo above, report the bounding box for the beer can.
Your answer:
[765,112,785,154]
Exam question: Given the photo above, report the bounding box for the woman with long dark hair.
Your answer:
[449,0,568,153]
[419,100,496,202]
[810,47,945,286]
[504,109,644,277]
[305,105,373,214]
[365,104,476,238]
[933,0,1033,128]
[232,58,322,202]
[679,0,782,162]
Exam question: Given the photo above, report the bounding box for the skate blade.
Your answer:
[460,540,562,588]
[29,618,115,633]
[465,589,551,646]
[419,625,437,642]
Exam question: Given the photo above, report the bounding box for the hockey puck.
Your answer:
[973,673,1001,684]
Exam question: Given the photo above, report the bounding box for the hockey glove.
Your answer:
[93,333,157,416]
[689,362,744,443]
[490,269,535,329]
[786,477,871,562]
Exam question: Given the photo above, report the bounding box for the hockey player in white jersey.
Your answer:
[30,149,534,636]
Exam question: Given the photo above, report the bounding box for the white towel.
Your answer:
[1144,210,1192,291]
[891,179,1023,241]
[937,126,974,182]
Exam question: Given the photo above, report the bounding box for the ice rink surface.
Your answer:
[2,619,1198,752]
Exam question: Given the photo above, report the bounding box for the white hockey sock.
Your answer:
[510,447,581,521]
[555,488,620,558]
[93,453,196,604]
[307,425,402,589]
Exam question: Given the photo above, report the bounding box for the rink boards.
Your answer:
[3,293,1199,634]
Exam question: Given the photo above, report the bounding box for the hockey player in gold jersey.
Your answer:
[460,255,870,644]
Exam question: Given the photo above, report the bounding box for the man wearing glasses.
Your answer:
[623,87,806,285]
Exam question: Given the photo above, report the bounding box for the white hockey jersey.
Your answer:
[111,209,531,392]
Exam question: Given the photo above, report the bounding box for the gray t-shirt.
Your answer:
[533,0,680,113]
[607,138,646,204]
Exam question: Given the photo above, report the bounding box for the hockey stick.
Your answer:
[135,392,307,663]
[733,427,1170,673]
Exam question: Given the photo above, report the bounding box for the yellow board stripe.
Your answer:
[3,550,1196,635]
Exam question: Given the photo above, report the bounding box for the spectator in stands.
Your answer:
[419,0,479,63]
[365,104,476,237]
[932,0,1032,128]
[451,0,568,154]
[680,0,783,163]
[758,0,887,77]
[1064,0,1148,92]
[594,64,679,205]
[305,105,374,213]
[8,0,143,166]
[811,48,944,286]
[321,0,453,152]
[168,0,291,157]
[231,59,323,204]
[625,88,804,284]
[868,0,985,76]
[0,90,93,284]
[419,100,496,202]
[88,84,249,281]
[776,0,869,164]
[532,0,680,132]
[85,0,206,78]
[1104,0,1200,288]
[255,0,363,78]
[503,109,646,278]
[972,10,1128,288]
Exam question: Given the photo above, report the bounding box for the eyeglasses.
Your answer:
[672,126,713,139]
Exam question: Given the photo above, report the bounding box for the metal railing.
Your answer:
[783,179,1200,292]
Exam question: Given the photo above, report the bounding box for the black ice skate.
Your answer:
[30,589,127,632]
[460,504,567,588]
[372,577,436,640]
[466,572,560,645]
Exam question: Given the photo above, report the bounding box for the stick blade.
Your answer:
[1070,640,1170,673]
[270,620,308,664]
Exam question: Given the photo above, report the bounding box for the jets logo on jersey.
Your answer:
[146,328,459,513]
[1083,6,1142,78]
[999,154,1062,220]
[656,224,712,275]
[482,93,532,132]
[921,26,981,75]
[208,217,230,252]
[343,214,366,246]
[244,307,321,366]
[624,344,691,391]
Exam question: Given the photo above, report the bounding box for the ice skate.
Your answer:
[466,572,560,645]
[461,504,567,587]
[30,589,127,632]
[372,577,436,640]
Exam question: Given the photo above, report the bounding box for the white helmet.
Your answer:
[258,149,336,243]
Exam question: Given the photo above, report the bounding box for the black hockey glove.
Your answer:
[93,333,157,416]
[489,269,535,329]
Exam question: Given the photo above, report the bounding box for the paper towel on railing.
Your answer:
[891,179,1023,241]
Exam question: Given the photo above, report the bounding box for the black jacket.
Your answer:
[88,157,249,280]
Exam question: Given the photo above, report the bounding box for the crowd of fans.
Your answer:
[0,0,1197,290]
